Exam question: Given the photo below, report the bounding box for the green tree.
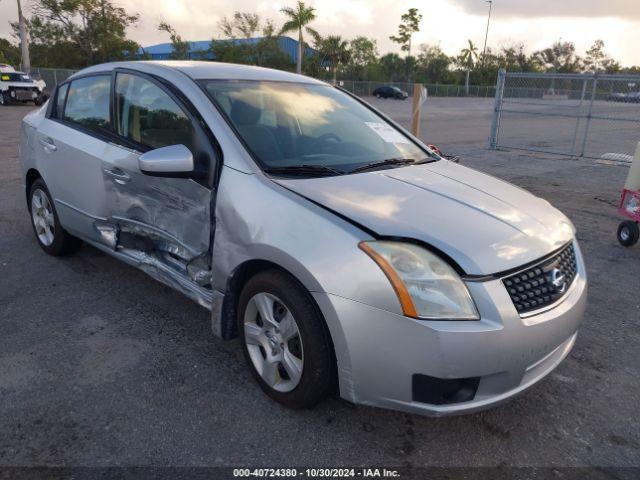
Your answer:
[255,20,294,70]
[218,12,260,39]
[584,39,619,73]
[318,35,350,83]
[211,17,293,70]
[347,36,378,80]
[459,39,479,94]
[415,44,454,84]
[0,38,21,66]
[389,8,422,58]
[499,43,537,72]
[279,1,318,74]
[533,41,582,73]
[379,53,404,82]
[22,0,140,67]
[158,22,190,60]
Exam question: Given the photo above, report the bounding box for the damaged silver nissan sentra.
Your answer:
[20,61,587,416]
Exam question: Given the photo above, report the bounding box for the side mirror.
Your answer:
[138,144,194,177]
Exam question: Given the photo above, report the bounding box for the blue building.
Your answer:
[138,36,314,64]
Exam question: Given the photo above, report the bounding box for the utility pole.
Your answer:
[16,0,31,72]
[100,0,107,63]
[482,0,492,64]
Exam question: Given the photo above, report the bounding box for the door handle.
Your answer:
[39,137,57,152]
[103,167,131,184]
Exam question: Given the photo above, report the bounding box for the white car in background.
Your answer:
[0,69,46,106]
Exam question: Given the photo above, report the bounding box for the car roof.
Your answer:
[71,61,327,85]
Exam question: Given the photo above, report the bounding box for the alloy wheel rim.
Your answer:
[31,189,55,246]
[243,292,304,392]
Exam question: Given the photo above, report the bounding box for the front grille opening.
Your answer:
[503,243,577,315]
[412,374,480,405]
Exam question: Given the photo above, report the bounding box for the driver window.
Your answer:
[114,73,194,153]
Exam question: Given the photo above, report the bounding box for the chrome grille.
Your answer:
[503,243,577,315]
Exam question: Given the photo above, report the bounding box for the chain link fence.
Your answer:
[489,69,640,160]
[29,67,77,94]
[27,67,496,100]
[338,80,496,98]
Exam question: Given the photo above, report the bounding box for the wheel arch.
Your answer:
[219,258,322,340]
[219,258,340,394]
[25,168,42,205]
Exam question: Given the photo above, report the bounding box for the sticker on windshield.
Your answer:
[365,122,411,144]
[1,75,9,81]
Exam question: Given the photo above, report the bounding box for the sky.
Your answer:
[2,0,640,66]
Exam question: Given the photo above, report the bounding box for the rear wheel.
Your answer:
[617,220,639,247]
[237,269,335,409]
[29,178,81,255]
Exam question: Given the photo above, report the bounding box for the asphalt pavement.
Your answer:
[1,100,639,468]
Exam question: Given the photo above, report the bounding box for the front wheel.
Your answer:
[238,269,335,409]
[0,92,8,106]
[617,220,639,247]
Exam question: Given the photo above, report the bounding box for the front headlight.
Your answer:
[359,241,479,320]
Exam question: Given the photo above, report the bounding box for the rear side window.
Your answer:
[114,73,194,153]
[64,75,111,134]
[54,83,69,118]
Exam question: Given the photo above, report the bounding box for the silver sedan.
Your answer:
[20,61,587,415]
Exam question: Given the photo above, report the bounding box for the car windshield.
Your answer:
[1,72,32,82]
[201,80,434,174]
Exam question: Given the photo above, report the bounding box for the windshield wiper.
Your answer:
[349,157,432,174]
[263,164,346,177]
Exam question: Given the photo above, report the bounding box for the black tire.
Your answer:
[28,178,81,256]
[617,220,639,247]
[0,91,8,106]
[34,96,43,106]
[237,269,336,409]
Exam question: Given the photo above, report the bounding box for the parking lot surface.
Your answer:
[1,98,639,467]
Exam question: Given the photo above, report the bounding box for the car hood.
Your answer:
[275,161,575,275]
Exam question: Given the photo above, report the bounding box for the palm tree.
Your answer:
[279,1,318,74]
[460,40,478,96]
[319,35,350,84]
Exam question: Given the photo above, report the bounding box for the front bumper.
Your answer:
[313,241,587,416]
[3,87,41,102]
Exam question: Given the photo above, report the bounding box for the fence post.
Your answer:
[489,68,506,149]
[570,77,589,156]
[579,74,598,157]
[411,83,424,138]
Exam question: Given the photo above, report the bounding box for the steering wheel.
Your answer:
[317,133,342,143]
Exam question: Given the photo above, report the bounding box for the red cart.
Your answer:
[617,189,640,247]
[616,144,640,247]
